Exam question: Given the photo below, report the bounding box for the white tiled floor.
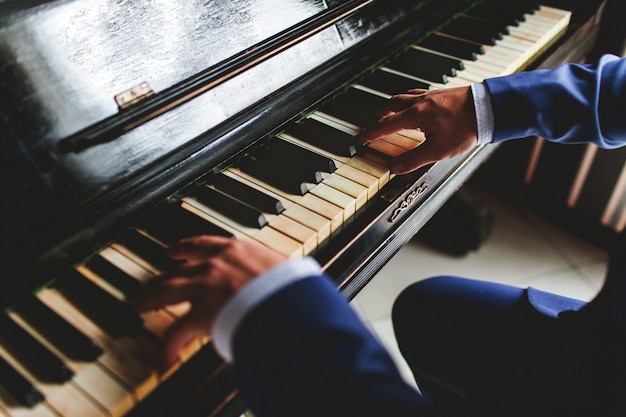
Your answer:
[349,182,609,387]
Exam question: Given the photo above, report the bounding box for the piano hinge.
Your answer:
[388,181,428,222]
[115,82,155,110]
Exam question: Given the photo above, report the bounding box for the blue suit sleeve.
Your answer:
[230,275,441,417]
[485,54,626,148]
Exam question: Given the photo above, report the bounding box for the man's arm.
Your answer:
[231,272,440,417]
[354,86,479,174]
[133,236,440,417]
[355,54,626,174]
[485,53,626,147]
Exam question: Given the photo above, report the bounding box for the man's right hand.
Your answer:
[354,86,479,174]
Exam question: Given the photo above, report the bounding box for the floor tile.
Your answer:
[352,184,587,322]
[576,258,608,296]
[521,266,599,301]
[367,318,418,390]
[517,207,609,267]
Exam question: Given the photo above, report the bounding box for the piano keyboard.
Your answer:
[0,4,571,417]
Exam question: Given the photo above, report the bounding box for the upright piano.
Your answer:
[0,0,607,415]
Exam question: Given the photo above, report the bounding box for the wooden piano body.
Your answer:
[0,0,606,416]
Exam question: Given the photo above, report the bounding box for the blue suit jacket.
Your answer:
[485,54,626,147]
[232,276,441,417]
[228,55,626,417]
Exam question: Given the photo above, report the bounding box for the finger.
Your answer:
[146,261,214,284]
[406,88,430,95]
[374,94,421,118]
[389,137,441,174]
[169,235,233,260]
[133,277,199,311]
[136,264,199,295]
[355,110,419,145]
[162,313,210,367]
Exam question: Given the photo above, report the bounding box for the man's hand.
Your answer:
[133,235,287,365]
[354,86,478,174]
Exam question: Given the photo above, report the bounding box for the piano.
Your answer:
[0,0,607,415]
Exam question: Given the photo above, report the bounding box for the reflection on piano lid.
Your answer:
[0,0,605,416]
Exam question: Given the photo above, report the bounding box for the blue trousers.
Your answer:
[392,275,624,417]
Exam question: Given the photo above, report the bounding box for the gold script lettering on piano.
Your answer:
[390,182,429,223]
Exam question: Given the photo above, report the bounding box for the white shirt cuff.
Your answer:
[471,82,495,146]
[212,256,323,361]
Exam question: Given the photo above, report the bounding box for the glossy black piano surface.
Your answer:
[0,0,453,284]
[0,0,606,416]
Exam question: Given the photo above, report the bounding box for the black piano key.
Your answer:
[0,355,44,407]
[387,49,453,84]
[470,2,539,31]
[117,229,178,271]
[0,315,73,383]
[467,16,510,37]
[253,146,324,184]
[212,173,284,215]
[285,118,357,158]
[266,137,337,173]
[58,269,144,336]
[482,1,539,16]
[155,205,234,239]
[194,186,268,229]
[414,48,464,72]
[238,157,309,196]
[419,35,484,61]
[363,146,394,162]
[136,218,188,247]
[466,7,524,27]
[439,17,504,46]
[85,255,141,299]
[358,69,431,95]
[321,87,388,127]
[17,296,103,362]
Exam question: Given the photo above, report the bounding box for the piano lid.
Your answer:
[1,0,460,278]
[2,0,331,134]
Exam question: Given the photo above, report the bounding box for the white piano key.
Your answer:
[225,168,345,233]
[182,198,304,258]
[9,313,135,417]
[267,215,318,254]
[36,289,160,402]
[0,344,106,417]
[309,183,356,221]
[321,173,368,210]
[221,170,332,242]
[0,388,57,417]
